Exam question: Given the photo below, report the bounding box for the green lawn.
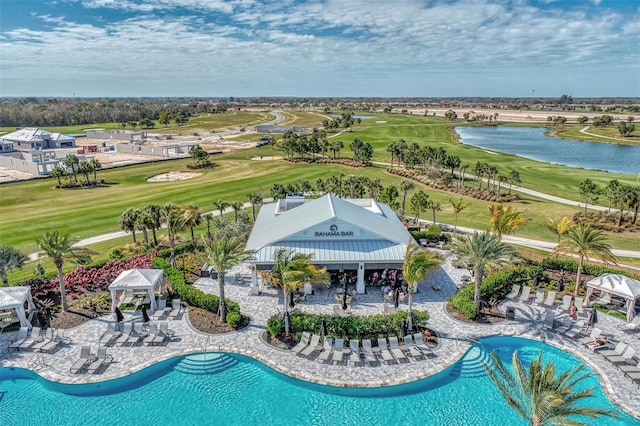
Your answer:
[554,125,640,146]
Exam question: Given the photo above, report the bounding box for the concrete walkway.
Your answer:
[1,252,639,419]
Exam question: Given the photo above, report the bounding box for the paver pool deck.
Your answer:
[1,254,639,419]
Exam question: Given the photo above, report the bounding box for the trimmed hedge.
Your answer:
[157,242,196,259]
[541,258,639,280]
[267,310,430,341]
[449,266,537,320]
[152,257,241,327]
[410,230,451,244]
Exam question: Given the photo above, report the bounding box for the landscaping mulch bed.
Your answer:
[187,306,235,334]
[445,303,506,324]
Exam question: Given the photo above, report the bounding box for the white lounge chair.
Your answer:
[99,323,121,346]
[542,311,556,330]
[518,286,532,303]
[361,339,378,365]
[564,320,585,338]
[403,335,423,359]
[618,360,640,377]
[388,336,407,362]
[575,297,585,316]
[555,317,572,334]
[597,341,627,358]
[331,338,345,364]
[69,346,95,373]
[116,323,132,346]
[299,334,321,358]
[87,347,112,374]
[143,323,158,346]
[168,299,182,320]
[32,328,62,353]
[8,327,29,351]
[605,347,636,365]
[532,289,545,305]
[317,338,333,363]
[349,339,362,366]
[413,332,435,356]
[291,331,311,355]
[578,328,601,345]
[377,338,395,364]
[617,315,640,333]
[18,326,42,351]
[593,292,612,307]
[543,290,557,308]
[505,284,521,300]
[126,322,144,346]
[559,295,572,311]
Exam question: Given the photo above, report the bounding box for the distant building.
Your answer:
[0,128,76,150]
[85,130,146,141]
[254,125,309,134]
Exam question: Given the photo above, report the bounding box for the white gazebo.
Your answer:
[586,273,640,321]
[108,269,164,314]
[0,286,35,328]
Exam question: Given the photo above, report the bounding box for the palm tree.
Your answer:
[89,158,101,181]
[449,197,470,237]
[143,203,163,246]
[546,216,574,242]
[135,210,150,245]
[36,230,91,312]
[201,236,254,323]
[488,205,528,239]
[553,224,617,296]
[213,199,229,218]
[261,249,327,336]
[119,207,140,243]
[163,203,184,267]
[400,180,415,215]
[0,245,27,286]
[403,241,440,331]
[409,190,429,224]
[247,191,263,222]
[203,214,214,243]
[450,231,518,314]
[484,350,619,426]
[181,203,202,246]
[230,201,244,224]
[426,200,441,225]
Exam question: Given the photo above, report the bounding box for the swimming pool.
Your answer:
[1,336,637,425]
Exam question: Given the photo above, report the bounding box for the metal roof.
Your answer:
[251,240,407,264]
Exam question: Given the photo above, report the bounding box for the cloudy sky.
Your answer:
[1,0,638,98]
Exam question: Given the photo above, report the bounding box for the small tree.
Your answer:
[403,241,440,331]
[0,246,27,286]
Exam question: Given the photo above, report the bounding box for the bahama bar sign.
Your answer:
[315,224,353,237]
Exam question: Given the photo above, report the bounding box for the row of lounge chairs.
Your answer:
[152,299,183,321]
[506,285,588,316]
[291,332,436,365]
[8,327,66,353]
[70,346,113,374]
[99,321,175,347]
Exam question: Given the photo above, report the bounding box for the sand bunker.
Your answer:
[250,156,283,161]
[147,171,202,182]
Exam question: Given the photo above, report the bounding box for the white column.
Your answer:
[357,262,365,294]
[250,266,260,295]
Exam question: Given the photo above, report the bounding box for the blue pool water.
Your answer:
[0,336,637,426]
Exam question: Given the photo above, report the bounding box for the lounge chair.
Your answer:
[543,290,557,308]
[18,327,42,351]
[617,315,640,332]
[349,339,362,366]
[361,339,378,365]
[126,322,144,345]
[69,346,95,373]
[555,317,572,334]
[593,292,612,307]
[87,347,112,374]
[578,328,601,345]
[575,297,585,316]
[605,347,636,365]
[542,311,556,330]
[559,295,572,312]
[168,299,182,320]
[376,338,395,364]
[403,335,423,359]
[299,334,321,358]
[413,332,435,356]
[143,323,158,346]
[99,323,121,346]
[518,286,532,303]
[597,341,627,358]
[388,336,408,362]
[618,360,640,377]
[32,328,62,353]
[291,331,311,355]
[564,320,585,338]
[532,289,545,305]
[331,338,345,364]
[158,321,175,340]
[116,322,133,346]
[8,327,29,351]
[505,284,521,300]
[317,338,334,363]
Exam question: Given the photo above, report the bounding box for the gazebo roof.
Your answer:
[0,286,31,309]
[108,269,163,290]
[586,273,640,300]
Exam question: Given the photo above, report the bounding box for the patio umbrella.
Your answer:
[115,307,124,323]
[394,288,400,309]
[142,306,150,323]
[320,319,327,337]
[587,309,598,327]
[401,320,407,337]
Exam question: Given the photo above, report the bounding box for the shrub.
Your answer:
[225,311,242,328]
[541,258,639,279]
[267,315,283,336]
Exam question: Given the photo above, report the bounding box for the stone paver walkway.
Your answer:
[1,253,638,419]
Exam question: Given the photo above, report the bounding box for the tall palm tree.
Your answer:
[484,350,619,426]
[135,210,150,245]
[403,241,440,331]
[213,199,229,218]
[261,249,327,336]
[230,201,244,224]
[546,216,574,242]
[553,224,617,296]
[203,213,214,243]
[0,245,27,287]
[181,203,202,246]
[450,231,518,314]
[162,203,184,267]
[143,203,163,246]
[119,207,140,243]
[36,230,90,312]
[449,197,470,237]
[426,200,442,225]
[400,180,415,215]
[247,191,263,222]
[488,205,528,239]
[201,236,254,323]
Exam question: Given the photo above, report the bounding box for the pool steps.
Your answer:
[174,353,238,375]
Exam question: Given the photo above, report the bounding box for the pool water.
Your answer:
[0,336,637,426]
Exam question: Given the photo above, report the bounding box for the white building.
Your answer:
[245,194,413,295]
[0,127,76,150]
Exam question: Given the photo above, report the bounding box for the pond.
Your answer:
[455,126,640,175]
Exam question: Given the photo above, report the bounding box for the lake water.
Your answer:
[455,126,640,175]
